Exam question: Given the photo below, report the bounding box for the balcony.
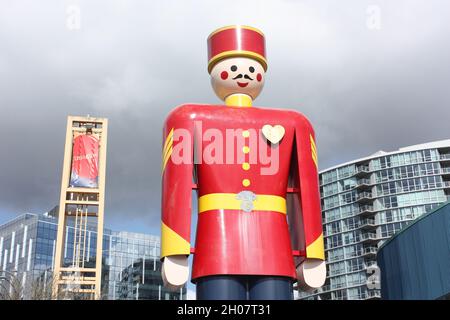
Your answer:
[360,218,376,230]
[356,192,373,203]
[440,154,450,161]
[441,167,450,175]
[354,165,371,177]
[356,178,372,189]
[316,284,331,293]
[365,260,378,268]
[360,246,378,257]
[360,232,378,243]
[357,205,375,217]
[346,250,360,258]
[362,290,381,300]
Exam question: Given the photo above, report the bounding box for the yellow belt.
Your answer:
[198,193,287,214]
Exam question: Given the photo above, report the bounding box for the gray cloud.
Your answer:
[1,0,449,232]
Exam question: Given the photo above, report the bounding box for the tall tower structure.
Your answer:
[53,116,108,299]
[300,140,450,300]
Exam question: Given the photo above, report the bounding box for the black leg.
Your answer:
[196,275,247,300]
[248,276,294,300]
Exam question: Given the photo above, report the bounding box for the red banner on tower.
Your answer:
[70,133,99,188]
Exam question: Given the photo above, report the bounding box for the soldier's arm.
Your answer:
[161,105,195,290]
[292,112,326,290]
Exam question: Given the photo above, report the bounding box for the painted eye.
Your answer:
[230,65,237,72]
[249,66,255,73]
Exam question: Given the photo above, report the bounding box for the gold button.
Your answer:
[242,130,250,138]
[242,162,250,170]
[242,179,251,187]
[243,146,250,154]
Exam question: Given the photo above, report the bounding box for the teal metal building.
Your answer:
[377,201,450,300]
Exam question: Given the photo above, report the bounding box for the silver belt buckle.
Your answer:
[236,191,257,213]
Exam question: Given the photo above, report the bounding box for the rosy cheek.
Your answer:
[220,71,228,80]
[257,73,262,82]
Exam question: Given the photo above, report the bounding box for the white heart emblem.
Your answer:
[262,125,285,144]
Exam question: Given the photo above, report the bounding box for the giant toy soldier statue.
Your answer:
[161,25,326,300]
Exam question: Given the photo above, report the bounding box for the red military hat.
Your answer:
[207,25,267,73]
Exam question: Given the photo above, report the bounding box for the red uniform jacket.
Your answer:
[161,104,324,282]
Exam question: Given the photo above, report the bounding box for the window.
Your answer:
[322,170,338,185]
[342,231,358,245]
[323,182,339,197]
[347,258,364,272]
[332,289,347,300]
[342,217,358,231]
[338,165,355,179]
[330,275,346,289]
[341,178,357,191]
[347,272,366,286]
[327,235,342,249]
[329,261,346,276]
[380,223,403,237]
[341,191,356,204]
[340,205,352,218]
[324,195,340,209]
[326,221,341,236]
[328,248,344,262]
[324,208,341,222]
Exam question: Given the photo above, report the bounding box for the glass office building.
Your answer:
[300,140,450,300]
[0,208,186,300]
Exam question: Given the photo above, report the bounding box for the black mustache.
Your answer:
[232,74,254,81]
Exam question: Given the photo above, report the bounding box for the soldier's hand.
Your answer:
[296,258,326,293]
[161,255,189,291]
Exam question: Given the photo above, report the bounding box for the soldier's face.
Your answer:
[210,57,265,101]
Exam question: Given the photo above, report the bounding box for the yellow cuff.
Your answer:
[306,233,325,260]
[161,222,190,258]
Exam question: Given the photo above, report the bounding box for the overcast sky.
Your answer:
[1,0,450,236]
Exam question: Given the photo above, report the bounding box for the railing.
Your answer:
[320,155,450,187]
[358,205,374,213]
[360,233,378,241]
[316,284,331,293]
[355,165,370,174]
[441,168,450,174]
[378,182,450,195]
[360,218,376,227]
[304,283,380,298]
[362,290,381,299]
[347,280,369,287]
[357,178,371,186]
[356,192,373,200]
[361,247,378,255]
[365,260,378,268]
[347,251,360,258]
[328,255,345,262]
